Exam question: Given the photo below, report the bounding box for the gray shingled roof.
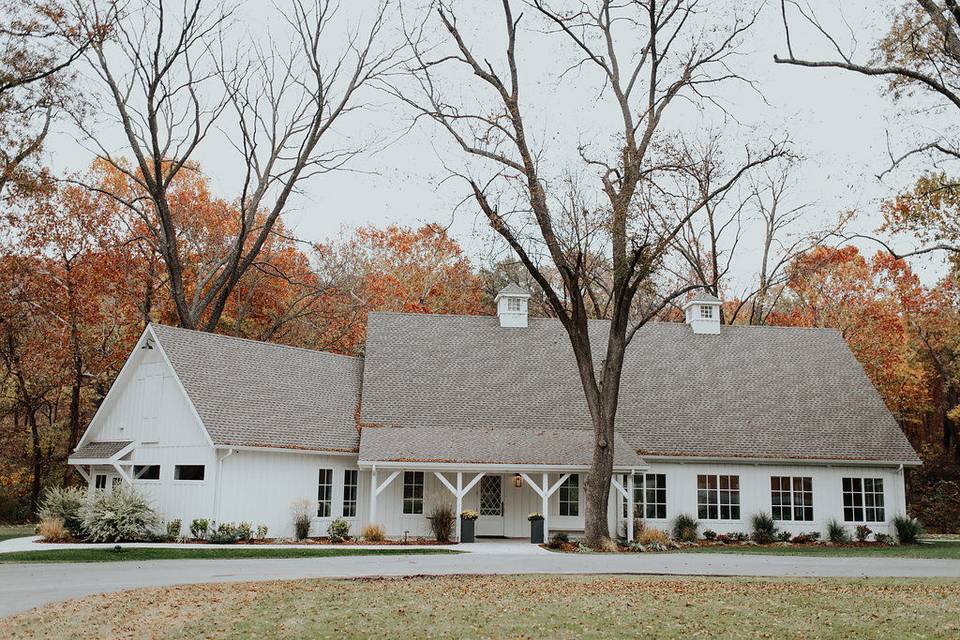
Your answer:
[496,283,531,297]
[360,313,920,464]
[70,441,132,460]
[687,293,721,304]
[360,425,644,467]
[151,325,362,452]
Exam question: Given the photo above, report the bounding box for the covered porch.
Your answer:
[358,425,646,543]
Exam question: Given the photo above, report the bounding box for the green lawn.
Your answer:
[0,547,458,563]
[676,541,960,560]
[1,575,958,639]
[0,524,33,543]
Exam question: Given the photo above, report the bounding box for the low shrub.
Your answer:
[80,486,160,542]
[208,522,239,544]
[874,532,895,545]
[671,513,698,542]
[236,521,252,542]
[327,517,351,543]
[791,531,820,544]
[855,524,872,542]
[893,515,924,544]
[291,499,313,541]
[428,504,456,542]
[190,518,209,540]
[38,486,85,537]
[37,517,70,542]
[256,524,269,540]
[361,522,387,542]
[717,531,749,543]
[750,512,778,544]
[166,519,182,539]
[637,527,670,546]
[702,529,717,541]
[776,530,792,542]
[826,519,849,544]
[547,532,570,549]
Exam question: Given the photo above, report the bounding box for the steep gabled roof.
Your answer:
[151,324,362,452]
[359,425,644,467]
[360,312,920,464]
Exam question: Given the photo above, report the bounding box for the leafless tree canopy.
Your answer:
[75,0,400,331]
[394,0,787,545]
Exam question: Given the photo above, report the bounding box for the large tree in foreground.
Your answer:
[396,0,785,546]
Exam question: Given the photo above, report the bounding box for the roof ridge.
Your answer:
[150,323,362,362]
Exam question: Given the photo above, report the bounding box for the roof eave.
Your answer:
[640,453,922,467]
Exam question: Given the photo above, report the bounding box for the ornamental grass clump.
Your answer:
[826,519,849,544]
[36,517,71,542]
[636,527,670,546]
[750,512,778,544]
[428,504,455,542]
[893,515,924,545]
[361,523,386,542]
[38,486,85,538]
[671,513,698,542]
[80,486,160,542]
[291,499,313,541]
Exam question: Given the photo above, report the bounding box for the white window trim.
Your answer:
[696,474,742,521]
[770,476,814,522]
[842,477,886,523]
[402,471,425,516]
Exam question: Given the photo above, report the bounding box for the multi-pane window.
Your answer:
[558,475,579,516]
[700,305,714,319]
[622,473,667,519]
[403,471,424,515]
[697,474,740,520]
[507,297,523,312]
[94,474,107,490]
[342,469,358,518]
[842,477,885,522]
[317,468,333,517]
[771,476,813,521]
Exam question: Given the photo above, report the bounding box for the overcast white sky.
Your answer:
[42,0,948,288]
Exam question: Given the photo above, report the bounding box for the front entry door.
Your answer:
[476,475,505,536]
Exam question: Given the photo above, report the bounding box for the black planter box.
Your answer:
[530,519,544,544]
[460,518,476,543]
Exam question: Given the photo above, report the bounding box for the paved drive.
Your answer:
[2,544,960,618]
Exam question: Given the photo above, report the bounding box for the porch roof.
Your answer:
[358,425,645,469]
[68,440,133,464]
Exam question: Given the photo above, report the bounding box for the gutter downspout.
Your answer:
[212,448,235,526]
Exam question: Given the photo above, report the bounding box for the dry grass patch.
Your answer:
[1,575,958,639]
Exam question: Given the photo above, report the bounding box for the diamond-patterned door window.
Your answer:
[479,476,502,516]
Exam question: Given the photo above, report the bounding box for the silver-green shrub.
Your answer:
[80,486,161,542]
[39,486,86,537]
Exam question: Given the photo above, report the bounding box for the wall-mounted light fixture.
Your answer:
[513,473,523,488]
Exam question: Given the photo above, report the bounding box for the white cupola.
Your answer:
[495,283,531,328]
[682,293,721,335]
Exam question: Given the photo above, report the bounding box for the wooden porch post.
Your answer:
[455,472,463,542]
[542,472,549,541]
[369,466,378,525]
[626,472,635,543]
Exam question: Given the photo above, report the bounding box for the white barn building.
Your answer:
[69,287,921,541]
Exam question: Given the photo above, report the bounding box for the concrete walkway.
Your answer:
[2,537,959,618]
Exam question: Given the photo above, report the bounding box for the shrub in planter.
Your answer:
[256,524,269,540]
[776,530,792,542]
[528,512,544,544]
[460,510,478,543]
[327,517,351,543]
[826,519,849,544]
[236,521,253,542]
[855,524,872,542]
[671,513,698,542]
[209,522,240,544]
[80,486,160,542]
[428,504,456,542]
[361,523,386,542]
[37,517,70,542]
[38,486,85,537]
[893,515,924,544]
[750,512,778,544]
[291,499,313,541]
[702,529,717,541]
[460,509,479,520]
[190,518,209,540]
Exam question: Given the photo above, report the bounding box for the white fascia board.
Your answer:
[148,324,216,449]
[213,445,358,457]
[357,460,646,472]
[641,454,922,468]
[75,326,153,450]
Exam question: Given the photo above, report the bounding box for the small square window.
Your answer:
[507,298,523,312]
[174,465,205,481]
[700,305,714,319]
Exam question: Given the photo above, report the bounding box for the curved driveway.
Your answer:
[2,545,960,618]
